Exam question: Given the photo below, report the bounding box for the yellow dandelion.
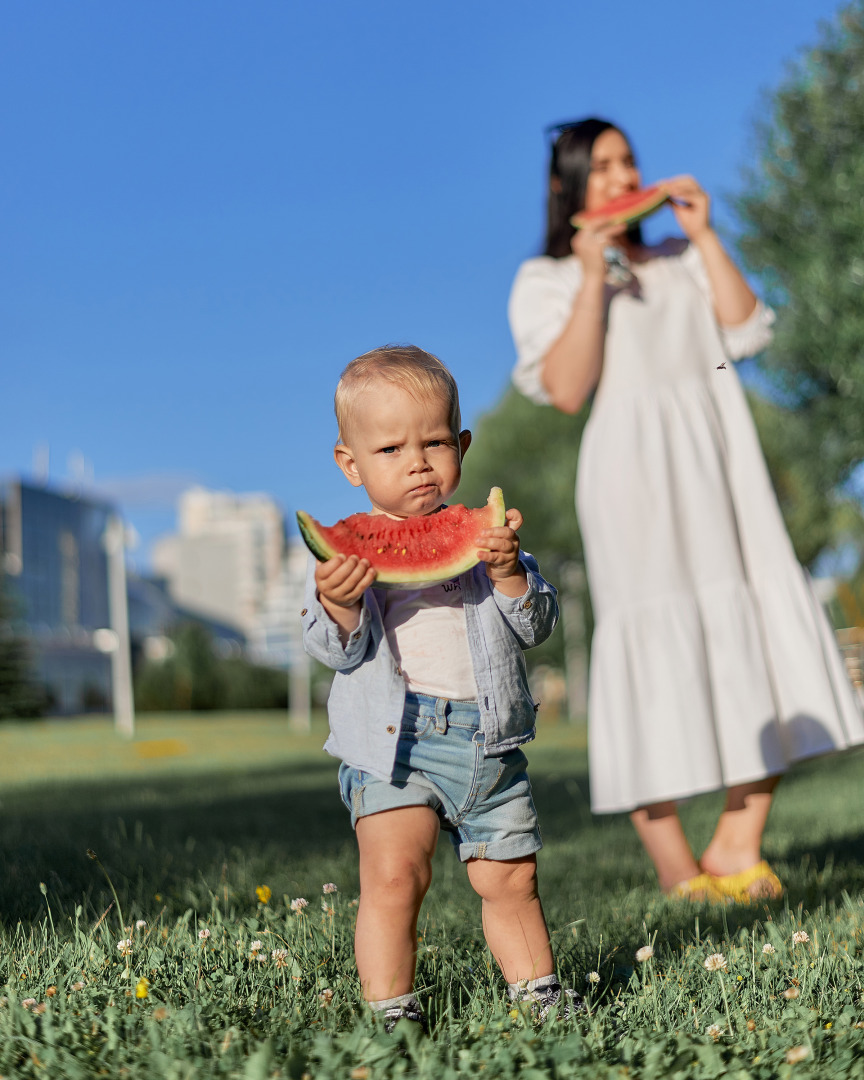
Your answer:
[255,885,272,905]
[135,977,150,999]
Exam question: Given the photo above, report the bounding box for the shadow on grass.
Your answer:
[3,743,863,939]
[0,761,353,925]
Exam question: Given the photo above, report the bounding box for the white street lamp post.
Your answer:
[102,514,135,738]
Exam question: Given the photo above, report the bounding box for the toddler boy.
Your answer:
[301,344,580,1032]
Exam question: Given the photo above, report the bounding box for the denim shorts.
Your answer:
[338,692,541,862]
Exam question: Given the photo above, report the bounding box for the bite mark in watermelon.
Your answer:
[296,487,506,588]
[570,184,669,230]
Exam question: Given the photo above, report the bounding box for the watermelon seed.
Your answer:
[402,548,406,555]
[377,548,384,554]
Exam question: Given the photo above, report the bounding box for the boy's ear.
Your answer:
[459,429,472,459]
[334,444,364,488]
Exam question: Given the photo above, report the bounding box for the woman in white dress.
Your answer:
[509,118,864,901]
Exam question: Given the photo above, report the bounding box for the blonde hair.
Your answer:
[334,344,462,445]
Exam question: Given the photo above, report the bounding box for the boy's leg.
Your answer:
[355,805,439,1002]
[466,854,554,983]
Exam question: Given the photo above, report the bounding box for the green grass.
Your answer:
[2,713,864,1077]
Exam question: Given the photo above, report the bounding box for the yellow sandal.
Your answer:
[668,873,726,903]
[708,861,784,904]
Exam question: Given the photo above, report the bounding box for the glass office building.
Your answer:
[1,479,113,714]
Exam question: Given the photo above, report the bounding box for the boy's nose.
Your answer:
[408,451,431,472]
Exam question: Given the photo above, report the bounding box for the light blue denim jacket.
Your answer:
[301,553,559,781]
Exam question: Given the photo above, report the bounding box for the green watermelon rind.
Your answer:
[570,185,669,230]
[296,487,507,588]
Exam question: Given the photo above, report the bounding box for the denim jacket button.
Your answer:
[386,725,396,734]
[523,599,532,610]
[300,608,308,616]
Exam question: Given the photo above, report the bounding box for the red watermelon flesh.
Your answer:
[570,184,669,229]
[296,487,506,588]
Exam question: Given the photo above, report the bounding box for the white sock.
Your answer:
[508,973,559,1000]
[368,992,421,1013]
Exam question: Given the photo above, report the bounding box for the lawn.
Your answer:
[2,712,864,1077]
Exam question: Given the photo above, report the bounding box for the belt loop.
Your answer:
[436,697,449,733]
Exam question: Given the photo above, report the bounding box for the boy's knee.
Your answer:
[365,854,432,905]
[471,857,539,904]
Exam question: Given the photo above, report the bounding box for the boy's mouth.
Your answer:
[409,484,437,496]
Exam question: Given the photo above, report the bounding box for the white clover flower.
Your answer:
[786,1045,810,1064]
[319,988,334,1006]
[271,948,289,967]
[290,898,309,912]
[783,986,800,1000]
[322,883,338,895]
[585,971,600,984]
[704,953,727,972]
[198,928,211,940]
[250,940,263,953]
[71,981,85,992]
[762,943,776,955]
[116,938,133,955]
[135,920,147,930]
[706,1023,723,1041]
[635,945,654,963]
[792,930,809,945]
[21,998,37,1009]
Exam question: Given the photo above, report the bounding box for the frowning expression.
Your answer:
[335,382,471,518]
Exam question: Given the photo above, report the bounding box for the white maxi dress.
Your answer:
[509,238,864,814]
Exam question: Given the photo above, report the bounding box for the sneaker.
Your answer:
[515,980,585,1023]
[382,999,428,1035]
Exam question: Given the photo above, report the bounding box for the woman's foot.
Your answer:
[703,861,783,903]
[666,872,725,903]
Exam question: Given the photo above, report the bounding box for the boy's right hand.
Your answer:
[315,555,377,637]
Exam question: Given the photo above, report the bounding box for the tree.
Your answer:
[134,621,290,712]
[0,575,45,720]
[746,390,864,569]
[457,387,592,713]
[736,1,864,498]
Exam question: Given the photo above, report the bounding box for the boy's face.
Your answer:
[335,382,471,518]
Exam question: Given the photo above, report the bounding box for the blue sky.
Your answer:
[1,1,844,568]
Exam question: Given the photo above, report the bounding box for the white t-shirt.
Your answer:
[382,578,478,701]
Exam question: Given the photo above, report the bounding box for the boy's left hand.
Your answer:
[476,508,529,596]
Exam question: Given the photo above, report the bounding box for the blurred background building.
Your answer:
[151,487,285,635]
[0,477,113,714]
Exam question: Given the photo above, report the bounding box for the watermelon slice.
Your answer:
[570,184,669,230]
[296,487,507,588]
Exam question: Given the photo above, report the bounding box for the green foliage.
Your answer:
[458,387,592,668]
[747,391,864,568]
[737,1,864,496]
[459,386,589,577]
[135,623,288,712]
[0,573,45,720]
[1,723,864,1077]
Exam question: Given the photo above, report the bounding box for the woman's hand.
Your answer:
[477,508,529,597]
[571,221,627,279]
[661,175,712,242]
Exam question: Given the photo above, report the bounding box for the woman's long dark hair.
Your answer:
[544,117,643,258]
